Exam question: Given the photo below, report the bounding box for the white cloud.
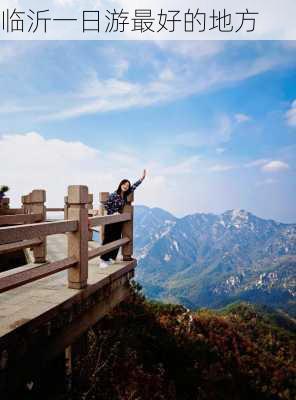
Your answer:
[162,156,201,175]
[174,114,233,149]
[114,58,129,78]
[261,160,289,172]
[0,132,107,207]
[244,158,270,168]
[0,131,237,216]
[216,147,226,154]
[0,132,200,212]
[21,42,291,121]
[79,74,140,99]
[217,115,232,142]
[0,42,36,65]
[0,104,47,114]
[174,132,205,148]
[155,41,225,60]
[39,73,175,120]
[209,164,236,172]
[1,131,294,222]
[286,100,296,127]
[159,67,175,81]
[53,53,282,120]
[0,46,18,64]
[234,113,251,123]
[256,178,277,186]
[0,39,292,121]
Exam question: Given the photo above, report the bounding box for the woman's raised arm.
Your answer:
[130,169,147,192]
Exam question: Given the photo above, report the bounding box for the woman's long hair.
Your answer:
[116,179,131,199]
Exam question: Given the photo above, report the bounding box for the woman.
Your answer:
[100,169,146,267]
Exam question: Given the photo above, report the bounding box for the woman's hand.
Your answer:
[141,169,147,181]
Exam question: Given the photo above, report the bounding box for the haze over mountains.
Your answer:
[134,206,296,316]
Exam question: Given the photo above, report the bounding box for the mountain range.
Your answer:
[134,206,296,316]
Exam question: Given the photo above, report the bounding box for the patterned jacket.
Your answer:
[104,180,142,215]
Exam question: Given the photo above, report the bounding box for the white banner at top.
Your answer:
[1,0,296,40]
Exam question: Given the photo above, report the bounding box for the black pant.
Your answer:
[101,222,122,261]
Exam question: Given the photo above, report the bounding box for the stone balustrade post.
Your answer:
[0,197,10,210]
[87,193,93,241]
[99,192,109,244]
[122,192,134,261]
[22,194,31,214]
[30,189,47,263]
[67,185,88,289]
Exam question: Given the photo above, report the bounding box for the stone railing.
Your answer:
[0,185,134,293]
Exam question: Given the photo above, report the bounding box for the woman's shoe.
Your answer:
[99,259,109,268]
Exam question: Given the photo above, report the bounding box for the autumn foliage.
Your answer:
[71,282,296,400]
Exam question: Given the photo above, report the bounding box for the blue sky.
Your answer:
[0,40,296,222]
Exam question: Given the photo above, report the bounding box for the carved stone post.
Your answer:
[87,193,93,241]
[22,194,31,214]
[99,192,109,244]
[122,192,134,261]
[67,185,88,289]
[30,189,47,263]
[0,197,9,210]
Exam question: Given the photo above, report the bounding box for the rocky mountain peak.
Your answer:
[223,209,250,220]
[134,205,296,315]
